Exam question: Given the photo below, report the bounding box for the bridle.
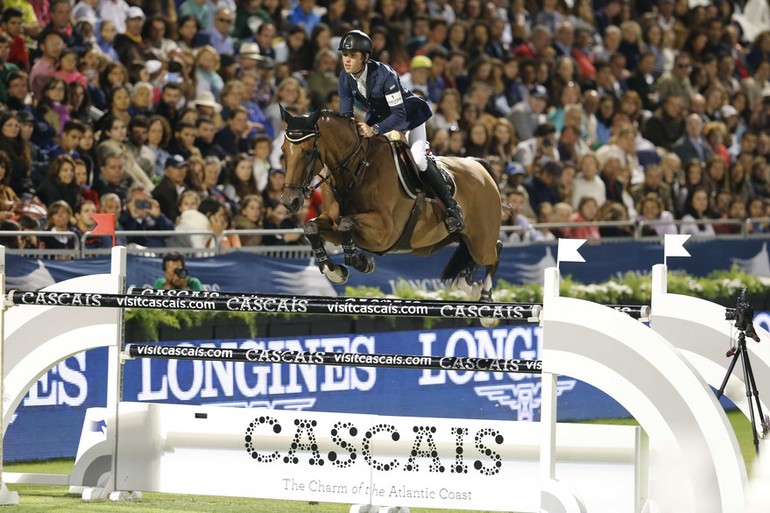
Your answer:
[283,117,370,206]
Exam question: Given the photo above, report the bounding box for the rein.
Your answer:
[284,117,370,208]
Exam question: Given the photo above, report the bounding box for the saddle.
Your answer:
[386,138,456,200]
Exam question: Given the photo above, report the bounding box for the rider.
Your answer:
[337,30,464,234]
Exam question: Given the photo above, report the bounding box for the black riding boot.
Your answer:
[422,158,465,234]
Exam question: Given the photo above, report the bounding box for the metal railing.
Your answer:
[2,218,769,258]
[499,217,770,244]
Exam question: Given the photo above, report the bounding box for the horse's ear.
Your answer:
[279,104,291,123]
[309,109,322,124]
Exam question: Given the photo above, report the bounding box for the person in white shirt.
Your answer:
[571,153,606,210]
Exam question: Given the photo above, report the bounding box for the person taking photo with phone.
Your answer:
[153,252,203,291]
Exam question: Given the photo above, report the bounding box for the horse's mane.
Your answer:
[318,109,350,120]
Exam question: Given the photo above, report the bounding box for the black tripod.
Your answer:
[716,329,769,454]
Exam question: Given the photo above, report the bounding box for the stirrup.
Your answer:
[444,206,465,233]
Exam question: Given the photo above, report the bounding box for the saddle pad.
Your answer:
[388,141,456,200]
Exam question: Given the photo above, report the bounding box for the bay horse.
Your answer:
[279,107,502,301]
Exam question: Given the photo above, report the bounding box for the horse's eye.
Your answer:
[303,149,314,158]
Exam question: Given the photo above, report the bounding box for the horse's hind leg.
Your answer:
[480,241,503,301]
[304,220,349,284]
[339,216,376,274]
[477,242,502,328]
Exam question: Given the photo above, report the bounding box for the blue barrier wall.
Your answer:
[5,239,770,294]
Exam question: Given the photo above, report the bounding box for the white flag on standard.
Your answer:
[557,238,586,267]
[664,234,691,260]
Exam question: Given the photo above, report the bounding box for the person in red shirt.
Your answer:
[1,9,29,72]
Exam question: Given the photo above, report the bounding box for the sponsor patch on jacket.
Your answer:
[386,91,403,107]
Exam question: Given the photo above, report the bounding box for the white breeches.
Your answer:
[408,123,428,171]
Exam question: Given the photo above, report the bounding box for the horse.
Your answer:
[279,107,503,302]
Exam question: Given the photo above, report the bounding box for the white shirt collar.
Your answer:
[353,63,368,98]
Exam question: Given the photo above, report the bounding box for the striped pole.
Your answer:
[124,343,543,374]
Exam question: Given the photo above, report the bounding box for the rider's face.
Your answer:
[342,51,366,75]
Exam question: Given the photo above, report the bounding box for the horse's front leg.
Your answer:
[338,216,375,274]
[304,216,349,285]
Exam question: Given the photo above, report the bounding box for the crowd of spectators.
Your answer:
[0,0,768,252]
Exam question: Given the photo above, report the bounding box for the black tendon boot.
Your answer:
[423,157,465,233]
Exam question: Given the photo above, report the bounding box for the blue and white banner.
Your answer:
[5,325,622,462]
[5,239,770,294]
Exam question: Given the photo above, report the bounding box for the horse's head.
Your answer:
[280,106,360,214]
[280,106,323,214]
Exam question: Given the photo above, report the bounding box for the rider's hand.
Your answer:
[357,122,375,138]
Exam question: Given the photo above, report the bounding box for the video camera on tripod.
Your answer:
[719,287,768,453]
[725,288,760,342]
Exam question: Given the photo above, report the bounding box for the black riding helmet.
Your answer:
[338,30,373,54]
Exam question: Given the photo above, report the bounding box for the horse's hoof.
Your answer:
[325,265,350,285]
[480,317,500,328]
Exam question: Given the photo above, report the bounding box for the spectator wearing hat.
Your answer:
[2,9,29,72]
[514,122,560,175]
[237,43,264,75]
[401,55,432,96]
[113,6,146,66]
[190,90,223,125]
[508,85,548,142]
[39,0,85,56]
[207,7,235,56]
[153,155,188,221]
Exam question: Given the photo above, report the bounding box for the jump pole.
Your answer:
[123,343,543,374]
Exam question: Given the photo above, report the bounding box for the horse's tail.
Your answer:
[441,240,473,281]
